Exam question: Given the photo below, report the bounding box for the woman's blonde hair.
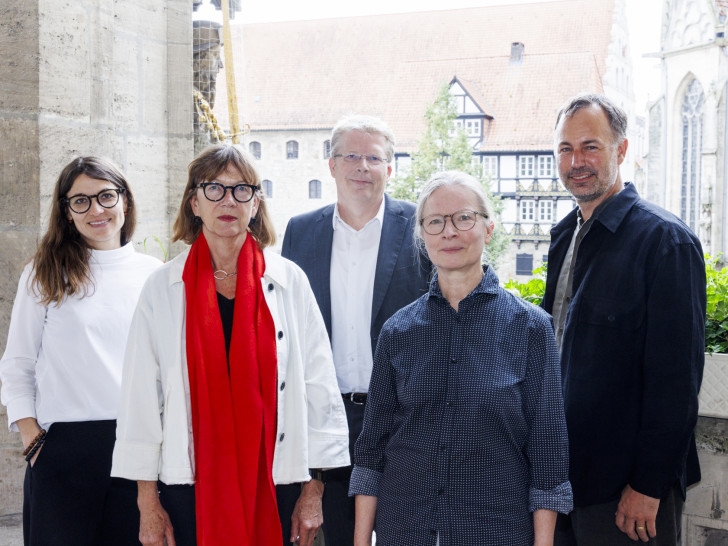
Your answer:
[172,144,276,248]
[31,156,136,306]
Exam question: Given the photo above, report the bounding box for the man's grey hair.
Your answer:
[330,114,396,162]
[414,170,495,251]
[554,93,628,143]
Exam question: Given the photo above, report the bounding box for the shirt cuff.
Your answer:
[529,481,574,514]
[111,441,162,482]
[6,398,38,432]
[348,465,383,497]
[629,466,675,500]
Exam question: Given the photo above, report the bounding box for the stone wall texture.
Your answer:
[0,0,193,516]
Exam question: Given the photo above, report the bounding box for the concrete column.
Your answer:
[0,0,193,516]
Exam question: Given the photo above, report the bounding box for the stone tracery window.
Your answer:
[680,79,704,232]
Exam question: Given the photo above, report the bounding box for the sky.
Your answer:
[195,0,664,115]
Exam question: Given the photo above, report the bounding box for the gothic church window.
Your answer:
[680,79,704,232]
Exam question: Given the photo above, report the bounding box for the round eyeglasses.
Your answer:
[197,182,258,203]
[420,210,488,235]
[63,188,125,214]
[332,153,389,166]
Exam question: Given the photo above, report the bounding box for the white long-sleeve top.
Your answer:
[0,244,162,431]
[110,248,350,486]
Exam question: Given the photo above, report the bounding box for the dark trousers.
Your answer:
[22,420,140,546]
[555,484,684,546]
[277,397,366,545]
[158,482,197,546]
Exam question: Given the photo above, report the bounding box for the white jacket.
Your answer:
[111,248,350,485]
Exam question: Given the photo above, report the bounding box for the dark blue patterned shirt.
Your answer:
[349,266,572,546]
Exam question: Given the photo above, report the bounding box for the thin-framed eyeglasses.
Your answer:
[332,153,389,166]
[420,210,488,235]
[197,182,258,203]
[63,188,125,214]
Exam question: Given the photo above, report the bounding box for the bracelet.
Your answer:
[22,429,47,457]
[24,433,47,462]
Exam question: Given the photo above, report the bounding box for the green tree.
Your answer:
[389,83,509,266]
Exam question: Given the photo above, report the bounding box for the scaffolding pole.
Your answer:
[220,0,240,143]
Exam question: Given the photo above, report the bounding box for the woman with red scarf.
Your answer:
[111,145,350,546]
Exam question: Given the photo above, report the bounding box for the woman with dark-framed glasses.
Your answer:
[350,171,573,546]
[111,144,349,546]
[0,156,161,545]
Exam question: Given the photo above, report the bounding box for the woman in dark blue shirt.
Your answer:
[350,171,573,546]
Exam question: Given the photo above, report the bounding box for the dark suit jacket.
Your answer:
[542,183,705,507]
[281,194,432,357]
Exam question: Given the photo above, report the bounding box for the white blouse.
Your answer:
[0,243,161,431]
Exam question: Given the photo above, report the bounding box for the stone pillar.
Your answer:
[0,1,41,517]
[0,0,193,516]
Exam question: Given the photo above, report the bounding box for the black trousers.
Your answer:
[158,482,197,546]
[554,484,684,546]
[277,397,366,546]
[22,420,140,546]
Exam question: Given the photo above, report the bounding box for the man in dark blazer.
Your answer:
[280,114,432,545]
[543,94,705,546]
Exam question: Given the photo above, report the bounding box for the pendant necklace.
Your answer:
[213,265,237,280]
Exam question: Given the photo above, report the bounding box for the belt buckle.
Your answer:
[344,392,366,405]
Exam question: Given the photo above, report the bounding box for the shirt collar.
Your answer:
[332,197,385,232]
[577,187,619,228]
[588,182,639,234]
[427,264,500,302]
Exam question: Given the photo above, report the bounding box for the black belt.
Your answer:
[342,392,367,405]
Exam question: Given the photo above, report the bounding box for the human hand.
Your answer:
[137,481,176,546]
[290,479,324,545]
[615,484,660,542]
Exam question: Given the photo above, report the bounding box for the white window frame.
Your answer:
[519,155,535,177]
[538,155,554,178]
[482,156,498,178]
[465,118,481,137]
[520,200,535,222]
[538,200,553,222]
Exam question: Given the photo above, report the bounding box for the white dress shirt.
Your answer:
[330,199,385,393]
[111,248,349,485]
[0,244,161,431]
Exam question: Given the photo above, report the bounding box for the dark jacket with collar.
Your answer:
[281,193,432,357]
[542,183,706,507]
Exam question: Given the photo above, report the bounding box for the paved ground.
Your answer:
[0,514,22,546]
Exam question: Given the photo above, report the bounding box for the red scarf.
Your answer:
[183,233,281,545]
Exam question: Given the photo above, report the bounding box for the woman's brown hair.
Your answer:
[172,144,276,248]
[30,156,137,305]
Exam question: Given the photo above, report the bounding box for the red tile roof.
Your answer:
[217,0,614,152]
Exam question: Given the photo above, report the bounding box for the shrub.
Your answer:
[705,254,728,354]
[503,265,546,306]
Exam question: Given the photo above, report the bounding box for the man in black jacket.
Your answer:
[543,93,706,545]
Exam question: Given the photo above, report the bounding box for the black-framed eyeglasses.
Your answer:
[420,210,488,235]
[333,153,389,166]
[197,182,258,203]
[63,188,125,214]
